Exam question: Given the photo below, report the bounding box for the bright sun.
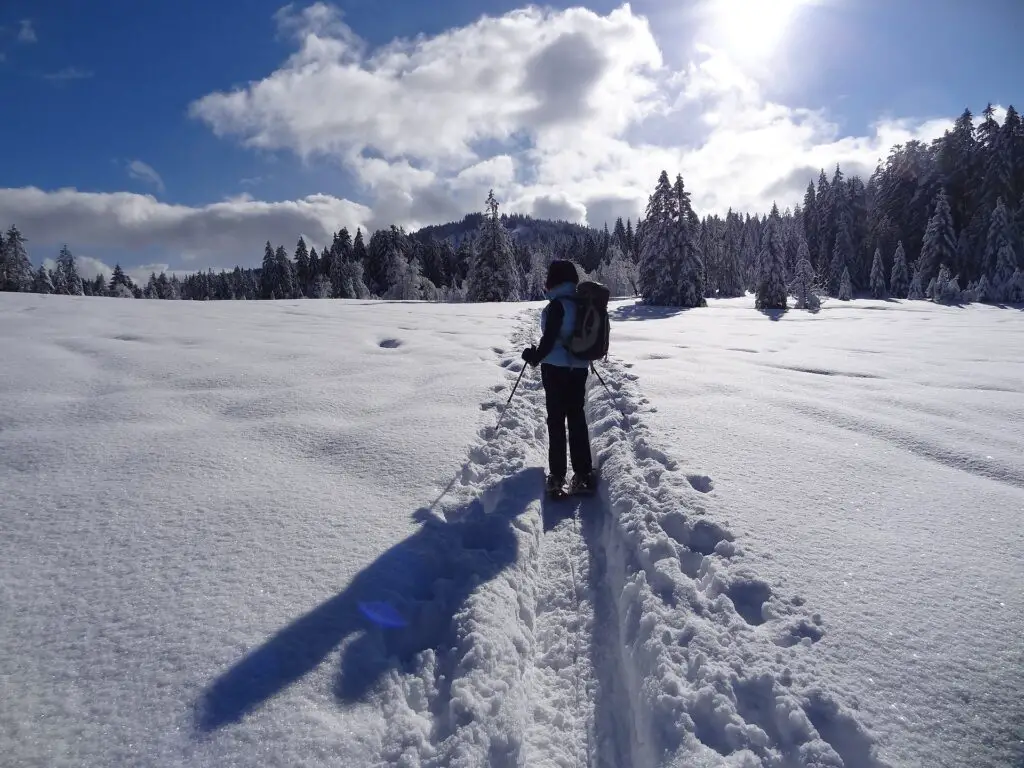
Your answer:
[708,0,811,60]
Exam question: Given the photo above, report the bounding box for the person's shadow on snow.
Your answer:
[194,467,541,732]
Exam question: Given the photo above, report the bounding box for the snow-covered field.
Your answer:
[1,292,1021,768]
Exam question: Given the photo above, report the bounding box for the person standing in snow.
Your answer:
[521,260,596,498]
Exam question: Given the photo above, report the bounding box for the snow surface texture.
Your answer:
[1,292,1021,767]
[611,297,1024,768]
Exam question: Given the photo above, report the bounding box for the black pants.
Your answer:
[541,364,593,480]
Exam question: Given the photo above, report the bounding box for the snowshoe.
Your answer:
[545,474,568,500]
[569,472,597,496]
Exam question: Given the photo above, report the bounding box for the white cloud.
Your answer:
[127,160,166,192]
[187,2,955,230]
[18,19,36,43]
[0,187,371,270]
[3,3,961,273]
[191,3,664,167]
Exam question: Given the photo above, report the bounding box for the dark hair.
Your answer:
[545,260,579,290]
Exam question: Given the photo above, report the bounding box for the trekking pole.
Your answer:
[494,362,528,432]
[590,362,630,426]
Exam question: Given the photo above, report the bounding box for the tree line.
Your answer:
[2,102,1022,309]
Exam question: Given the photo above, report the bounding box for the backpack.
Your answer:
[563,281,611,361]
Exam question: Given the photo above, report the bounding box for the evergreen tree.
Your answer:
[918,188,956,293]
[802,181,819,266]
[829,215,855,295]
[638,171,677,305]
[890,241,910,298]
[613,217,628,251]
[790,239,819,310]
[260,241,277,299]
[467,190,519,302]
[985,198,1012,279]
[755,204,788,310]
[32,264,54,294]
[975,274,993,303]
[993,240,1019,301]
[673,174,706,307]
[869,247,887,298]
[815,169,832,273]
[294,237,310,297]
[933,264,961,304]
[308,246,320,286]
[838,267,853,301]
[353,228,368,273]
[54,245,83,295]
[2,225,33,292]
[108,264,134,297]
[275,245,296,299]
[1006,268,1024,303]
[365,228,399,297]
[907,266,925,300]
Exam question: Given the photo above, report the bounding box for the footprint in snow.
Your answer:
[686,474,714,494]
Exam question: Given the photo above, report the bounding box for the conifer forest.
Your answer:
[2,105,1022,310]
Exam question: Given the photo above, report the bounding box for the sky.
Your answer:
[1,0,1022,279]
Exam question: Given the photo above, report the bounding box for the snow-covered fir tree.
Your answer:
[993,240,1019,301]
[974,274,993,303]
[597,243,638,297]
[790,240,819,310]
[1006,268,1024,303]
[838,267,853,300]
[467,190,519,302]
[907,267,925,300]
[260,242,277,299]
[54,245,83,295]
[890,241,910,298]
[869,247,887,298]
[108,264,135,298]
[293,237,311,296]
[984,198,1011,278]
[829,215,855,296]
[274,246,296,299]
[638,171,678,304]
[755,204,787,310]
[32,265,54,294]
[717,211,745,297]
[672,174,706,307]
[918,188,956,295]
[933,264,961,304]
[2,225,33,292]
[638,171,705,307]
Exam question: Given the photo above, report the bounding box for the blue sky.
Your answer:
[1,0,1021,277]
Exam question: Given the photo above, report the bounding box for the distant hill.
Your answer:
[411,212,601,247]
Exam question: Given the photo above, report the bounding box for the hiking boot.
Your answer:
[570,472,596,495]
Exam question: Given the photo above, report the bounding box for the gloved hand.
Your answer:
[521,346,540,367]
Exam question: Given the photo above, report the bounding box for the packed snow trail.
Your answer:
[368,309,888,767]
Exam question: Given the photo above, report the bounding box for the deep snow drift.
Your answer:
[1,292,1021,768]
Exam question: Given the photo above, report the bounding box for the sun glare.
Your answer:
[708,0,810,60]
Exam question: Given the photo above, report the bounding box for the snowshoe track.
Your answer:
[371,310,887,768]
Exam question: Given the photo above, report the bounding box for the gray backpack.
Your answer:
[563,281,611,361]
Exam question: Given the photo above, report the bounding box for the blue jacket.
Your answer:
[536,282,589,369]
